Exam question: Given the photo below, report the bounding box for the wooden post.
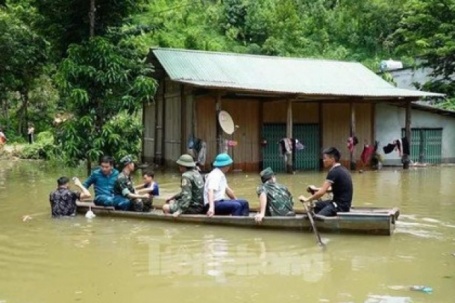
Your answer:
[350,102,356,171]
[286,100,293,173]
[216,94,223,154]
[403,101,412,169]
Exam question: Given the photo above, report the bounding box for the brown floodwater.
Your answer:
[0,160,454,303]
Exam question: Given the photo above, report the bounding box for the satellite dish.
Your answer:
[218,110,235,135]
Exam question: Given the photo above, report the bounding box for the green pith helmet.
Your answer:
[120,155,133,167]
[176,154,196,168]
[260,167,274,182]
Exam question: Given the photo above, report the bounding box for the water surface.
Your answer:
[0,161,454,303]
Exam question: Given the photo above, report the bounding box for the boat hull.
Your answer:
[76,202,399,235]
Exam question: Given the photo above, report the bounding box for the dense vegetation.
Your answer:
[1,0,454,167]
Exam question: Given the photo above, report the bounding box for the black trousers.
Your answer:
[314,200,338,216]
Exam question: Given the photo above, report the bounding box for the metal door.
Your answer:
[293,124,320,170]
[262,123,320,172]
[402,128,442,164]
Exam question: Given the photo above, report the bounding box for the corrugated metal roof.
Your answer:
[152,48,444,99]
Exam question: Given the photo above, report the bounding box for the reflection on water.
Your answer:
[0,161,454,302]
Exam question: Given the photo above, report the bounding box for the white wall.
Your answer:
[375,103,455,165]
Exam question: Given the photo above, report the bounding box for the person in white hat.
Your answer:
[203,153,249,217]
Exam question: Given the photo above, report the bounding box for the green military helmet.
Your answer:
[120,155,133,167]
[176,154,196,168]
[260,167,275,183]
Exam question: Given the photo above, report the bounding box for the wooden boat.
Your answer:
[76,202,400,235]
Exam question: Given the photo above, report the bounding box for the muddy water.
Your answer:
[0,160,454,303]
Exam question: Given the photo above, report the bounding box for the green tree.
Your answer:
[0,3,49,134]
[34,0,149,57]
[56,35,156,171]
[393,0,455,108]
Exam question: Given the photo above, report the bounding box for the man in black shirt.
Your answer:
[299,147,353,216]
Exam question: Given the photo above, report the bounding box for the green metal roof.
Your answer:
[151,48,443,99]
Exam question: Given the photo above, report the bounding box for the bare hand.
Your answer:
[298,195,309,202]
[73,177,82,186]
[165,196,173,204]
[206,207,214,217]
[173,211,181,218]
[254,213,264,223]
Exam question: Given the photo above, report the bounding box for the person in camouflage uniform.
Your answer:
[255,167,294,223]
[113,155,152,212]
[162,154,205,217]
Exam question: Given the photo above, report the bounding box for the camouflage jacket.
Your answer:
[174,169,205,213]
[256,181,294,216]
[113,172,135,197]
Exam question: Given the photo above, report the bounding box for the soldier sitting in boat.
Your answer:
[255,167,294,223]
[50,176,91,217]
[299,147,353,216]
[162,154,205,217]
[113,155,152,212]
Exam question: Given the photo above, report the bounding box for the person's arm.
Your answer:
[137,183,159,196]
[207,188,215,217]
[255,192,267,223]
[127,191,149,200]
[205,174,219,217]
[134,183,145,190]
[73,177,91,200]
[225,186,236,200]
[173,177,192,217]
[299,180,332,202]
[82,173,95,190]
[118,178,148,200]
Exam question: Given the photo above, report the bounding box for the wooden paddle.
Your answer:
[300,199,325,247]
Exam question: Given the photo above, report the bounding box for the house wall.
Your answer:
[142,90,158,164]
[195,96,261,171]
[322,103,373,166]
[162,78,183,166]
[375,103,455,165]
[263,101,319,123]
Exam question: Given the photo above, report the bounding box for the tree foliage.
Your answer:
[3,0,455,162]
[56,35,156,166]
[0,2,49,134]
[393,0,455,108]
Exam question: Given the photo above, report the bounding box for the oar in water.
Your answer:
[300,199,325,247]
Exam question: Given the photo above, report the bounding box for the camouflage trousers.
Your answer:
[131,198,153,212]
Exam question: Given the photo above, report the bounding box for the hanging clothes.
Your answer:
[197,141,207,166]
[279,138,293,156]
[383,139,402,156]
[361,144,375,164]
[347,136,359,152]
[295,139,305,151]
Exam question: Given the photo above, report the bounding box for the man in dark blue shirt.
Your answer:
[83,156,119,207]
[299,147,353,216]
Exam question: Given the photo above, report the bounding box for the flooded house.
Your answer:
[142,48,447,172]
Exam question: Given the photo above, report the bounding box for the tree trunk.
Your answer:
[89,0,96,37]
[86,158,92,176]
[18,90,29,136]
